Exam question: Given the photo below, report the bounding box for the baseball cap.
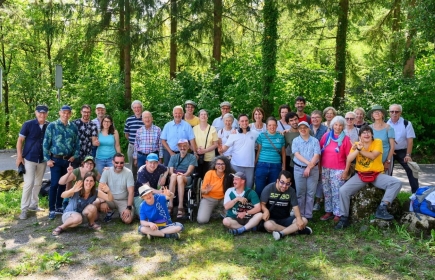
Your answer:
[298,121,310,128]
[138,184,153,197]
[177,139,189,145]
[232,171,246,180]
[220,101,231,108]
[146,153,159,162]
[35,105,49,113]
[96,104,106,109]
[83,156,95,165]
[61,105,72,111]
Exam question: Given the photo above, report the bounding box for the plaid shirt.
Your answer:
[133,124,163,159]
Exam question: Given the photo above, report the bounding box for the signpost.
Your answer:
[55,65,63,107]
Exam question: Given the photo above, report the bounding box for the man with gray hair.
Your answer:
[212,101,238,131]
[161,105,198,166]
[387,104,419,193]
[124,100,144,180]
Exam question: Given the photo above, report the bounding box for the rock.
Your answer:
[400,212,435,235]
[349,183,402,221]
[0,170,24,191]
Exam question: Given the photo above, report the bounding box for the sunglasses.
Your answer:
[389,110,401,114]
[345,118,355,121]
[114,161,125,164]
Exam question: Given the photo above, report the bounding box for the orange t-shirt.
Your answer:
[201,170,225,200]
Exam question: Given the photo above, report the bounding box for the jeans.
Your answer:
[96,158,113,175]
[137,153,147,169]
[254,162,282,197]
[21,160,47,211]
[293,165,319,218]
[392,149,419,193]
[49,157,69,211]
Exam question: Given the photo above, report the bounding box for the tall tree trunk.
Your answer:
[212,0,222,68]
[332,0,349,109]
[390,0,401,63]
[0,24,10,135]
[124,0,132,108]
[119,0,125,78]
[261,0,278,117]
[403,0,416,78]
[170,0,177,79]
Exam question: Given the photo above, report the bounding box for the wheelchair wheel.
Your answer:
[195,177,203,207]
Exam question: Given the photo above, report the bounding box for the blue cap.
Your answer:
[35,105,49,113]
[146,153,159,162]
[61,105,72,111]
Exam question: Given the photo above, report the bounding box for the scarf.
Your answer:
[321,130,346,153]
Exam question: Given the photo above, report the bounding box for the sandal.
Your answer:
[52,226,64,236]
[177,208,185,219]
[89,223,101,231]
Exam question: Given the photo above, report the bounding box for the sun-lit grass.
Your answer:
[1,189,435,279]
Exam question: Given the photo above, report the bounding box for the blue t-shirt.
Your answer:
[96,133,116,159]
[256,132,285,164]
[139,194,172,224]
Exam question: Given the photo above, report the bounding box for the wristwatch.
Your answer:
[387,159,391,163]
[406,154,411,156]
[126,205,132,210]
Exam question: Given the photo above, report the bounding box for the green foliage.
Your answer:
[40,251,73,270]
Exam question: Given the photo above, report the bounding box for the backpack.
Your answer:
[39,179,51,197]
[411,186,435,218]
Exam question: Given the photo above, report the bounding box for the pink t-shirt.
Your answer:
[319,133,352,170]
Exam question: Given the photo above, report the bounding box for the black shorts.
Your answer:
[270,216,295,227]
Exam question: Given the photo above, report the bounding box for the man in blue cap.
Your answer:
[43,105,80,220]
[16,105,50,219]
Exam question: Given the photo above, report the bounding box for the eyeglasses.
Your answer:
[345,118,355,121]
[361,131,371,135]
[279,180,291,186]
[221,107,230,110]
[114,161,124,164]
[103,120,111,123]
[215,163,225,166]
[389,110,401,114]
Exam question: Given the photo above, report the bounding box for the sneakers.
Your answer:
[298,226,313,235]
[104,211,115,222]
[320,212,334,221]
[333,216,340,223]
[19,211,27,220]
[375,205,394,220]
[48,211,56,220]
[166,233,180,239]
[334,217,350,230]
[290,209,295,216]
[28,206,45,212]
[55,208,64,215]
[313,202,321,211]
[272,231,282,240]
[228,228,243,236]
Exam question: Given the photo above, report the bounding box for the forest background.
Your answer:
[0,0,434,160]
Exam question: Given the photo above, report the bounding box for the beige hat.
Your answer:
[408,161,421,179]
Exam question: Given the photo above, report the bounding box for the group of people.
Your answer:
[15,96,417,239]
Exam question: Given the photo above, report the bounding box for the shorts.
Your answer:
[231,216,253,226]
[62,211,88,224]
[138,222,184,234]
[107,199,134,213]
[270,216,296,227]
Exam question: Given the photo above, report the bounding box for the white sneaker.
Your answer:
[19,211,27,220]
[272,231,281,241]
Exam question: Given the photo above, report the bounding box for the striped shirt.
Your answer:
[133,124,163,159]
[124,115,143,144]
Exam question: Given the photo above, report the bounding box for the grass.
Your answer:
[1,189,435,279]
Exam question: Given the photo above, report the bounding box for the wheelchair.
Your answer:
[168,171,202,222]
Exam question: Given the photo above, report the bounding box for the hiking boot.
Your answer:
[334,216,350,230]
[298,226,313,235]
[375,205,394,220]
[313,202,321,211]
[19,211,27,220]
[167,233,180,239]
[55,208,64,215]
[48,211,56,220]
[272,231,282,240]
[28,206,45,212]
[320,212,334,221]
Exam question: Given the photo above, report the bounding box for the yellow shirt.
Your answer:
[202,170,225,200]
[185,116,200,127]
[353,139,384,173]
[193,124,218,161]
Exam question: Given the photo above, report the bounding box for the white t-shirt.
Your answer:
[218,128,234,157]
[224,130,259,167]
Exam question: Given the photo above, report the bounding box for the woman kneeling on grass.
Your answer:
[138,184,183,240]
[52,172,113,236]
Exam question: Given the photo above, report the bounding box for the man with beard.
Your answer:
[72,105,98,167]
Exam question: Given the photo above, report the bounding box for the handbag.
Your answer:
[357,171,380,183]
[198,126,211,165]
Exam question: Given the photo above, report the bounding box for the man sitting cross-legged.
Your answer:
[261,170,312,241]
[222,172,263,235]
